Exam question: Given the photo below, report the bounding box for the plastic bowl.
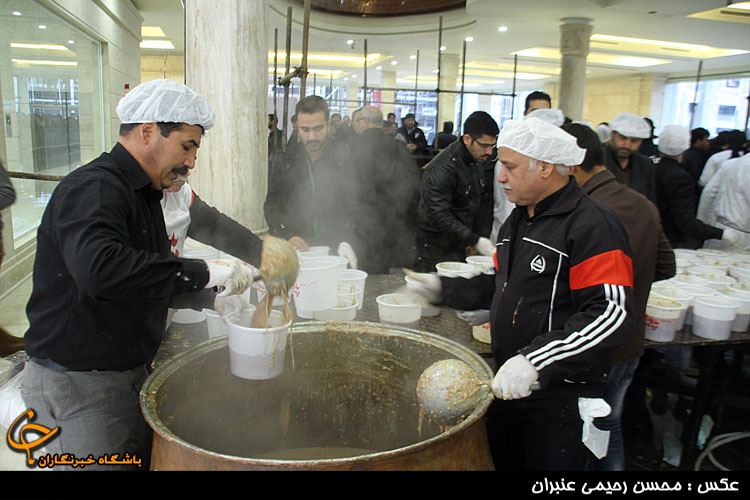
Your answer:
[226,309,291,380]
[644,297,682,342]
[650,286,692,331]
[313,296,358,321]
[691,296,739,341]
[715,288,750,333]
[376,293,421,328]
[465,256,495,274]
[435,261,477,278]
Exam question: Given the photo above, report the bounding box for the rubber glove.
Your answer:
[474,237,496,257]
[213,294,250,318]
[287,236,309,251]
[491,354,539,400]
[204,259,254,297]
[338,241,358,270]
[721,228,744,247]
[403,269,442,304]
[455,309,490,326]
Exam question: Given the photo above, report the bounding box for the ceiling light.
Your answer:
[513,47,670,67]
[464,37,473,42]
[352,74,357,78]
[11,42,71,51]
[267,52,384,66]
[140,40,175,50]
[38,25,47,30]
[346,39,354,45]
[68,40,75,44]
[141,26,167,38]
[726,2,750,9]
[589,34,748,58]
[344,77,349,81]
[12,11,21,16]
[409,55,416,60]
[391,60,398,65]
[12,59,78,67]
[440,46,446,51]
[376,66,382,70]
[498,26,508,32]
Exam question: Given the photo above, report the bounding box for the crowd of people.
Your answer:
[1,78,748,472]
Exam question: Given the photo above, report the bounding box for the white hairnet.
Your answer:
[116,79,215,130]
[609,113,650,139]
[657,125,690,156]
[524,108,565,127]
[498,117,585,166]
[595,124,611,144]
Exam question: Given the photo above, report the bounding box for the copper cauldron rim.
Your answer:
[140,320,494,468]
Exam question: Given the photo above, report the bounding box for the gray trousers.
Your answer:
[20,360,151,471]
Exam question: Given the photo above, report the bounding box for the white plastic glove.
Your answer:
[475,237,496,257]
[213,294,250,318]
[404,269,442,304]
[722,228,744,247]
[491,354,539,400]
[204,259,254,297]
[455,309,490,326]
[338,241,358,270]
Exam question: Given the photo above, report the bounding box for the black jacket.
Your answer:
[348,128,420,273]
[441,179,634,398]
[655,156,723,248]
[24,143,209,371]
[397,125,429,156]
[604,144,657,203]
[264,140,355,245]
[416,138,485,255]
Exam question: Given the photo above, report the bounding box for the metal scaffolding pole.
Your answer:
[457,39,467,135]
[273,28,278,116]
[689,60,703,130]
[511,54,518,119]
[435,16,442,130]
[282,6,292,137]
[413,49,420,114]
[363,39,368,105]
[300,0,311,99]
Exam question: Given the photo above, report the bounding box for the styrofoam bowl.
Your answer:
[436,261,478,278]
[691,295,739,341]
[644,297,682,342]
[182,246,221,260]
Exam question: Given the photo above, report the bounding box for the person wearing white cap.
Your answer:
[20,79,253,470]
[654,124,741,249]
[408,117,634,470]
[698,152,750,251]
[604,112,657,203]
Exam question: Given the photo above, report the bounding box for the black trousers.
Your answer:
[487,396,590,471]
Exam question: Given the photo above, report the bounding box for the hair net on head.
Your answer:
[116,79,215,130]
[657,125,690,156]
[498,117,586,166]
[595,124,611,144]
[524,108,565,127]
[609,113,650,139]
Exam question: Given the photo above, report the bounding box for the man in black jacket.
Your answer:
[409,117,634,470]
[682,127,710,194]
[396,113,429,160]
[604,113,657,203]
[414,111,499,271]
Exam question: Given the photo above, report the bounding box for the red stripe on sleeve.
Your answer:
[569,249,633,290]
[189,188,195,209]
[493,251,498,272]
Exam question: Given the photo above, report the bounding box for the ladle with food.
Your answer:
[249,236,300,328]
[416,358,540,426]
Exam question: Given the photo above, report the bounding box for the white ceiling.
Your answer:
[132,0,750,92]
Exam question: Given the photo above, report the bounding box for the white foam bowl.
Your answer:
[674,249,698,258]
[645,297,683,342]
[729,282,750,293]
[691,295,739,341]
[436,261,477,278]
[313,296,358,321]
[715,288,750,333]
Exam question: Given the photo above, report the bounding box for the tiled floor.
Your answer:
[0,276,748,471]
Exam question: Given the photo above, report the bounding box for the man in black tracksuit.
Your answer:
[410,117,634,470]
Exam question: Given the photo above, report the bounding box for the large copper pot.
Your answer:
[140,321,494,470]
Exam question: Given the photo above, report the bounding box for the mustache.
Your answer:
[172,166,189,175]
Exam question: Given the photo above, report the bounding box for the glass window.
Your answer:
[1,0,104,248]
[660,76,750,137]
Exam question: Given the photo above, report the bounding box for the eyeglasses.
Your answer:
[472,138,497,151]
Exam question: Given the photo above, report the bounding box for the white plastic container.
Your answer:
[728,264,750,283]
[670,275,710,288]
[645,297,682,342]
[691,296,739,341]
[404,275,441,317]
[435,261,477,278]
[650,286,692,331]
[226,309,291,380]
[337,283,361,302]
[255,281,292,306]
[376,293,421,329]
[674,258,693,270]
[672,284,716,326]
[339,269,368,311]
[696,248,731,259]
[313,296,358,321]
[203,306,257,339]
[692,273,736,290]
[171,308,206,324]
[715,288,750,333]
[182,246,220,260]
[686,267,725,278]
[729,282,750,293]
[297,246,329,259]
[293,257,339,318]
[465,256,495,274]
[673,249,697,259]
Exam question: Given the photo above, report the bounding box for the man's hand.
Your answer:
[214,294,250,317]
[474,237,496,257]
[491,354,539,400]
[403,269,442,304]
[456,309,490,326]
[407,143,417,152]
[204,259,255,297]
[722,228,745,247]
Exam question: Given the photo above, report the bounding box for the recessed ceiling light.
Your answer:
[464,36,474,42]
[409,55,416,60]
[12,11,21,16]
[11,43,71,51]
[346,39,354,45]
[68,40,75,44]
[498,26,508,32]
[728,1,750,9]
[38,25,47,30]
[352,74,357,78]
[440,46,446,51]
[376,66,382,70]
[140,40,175,50]
[344,77,349,81]
[391,60,398,65]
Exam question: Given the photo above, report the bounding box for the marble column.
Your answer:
[185,0,269,232]
[558,18,592,121]
[438,53,458,133]
[380,70,396,117]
